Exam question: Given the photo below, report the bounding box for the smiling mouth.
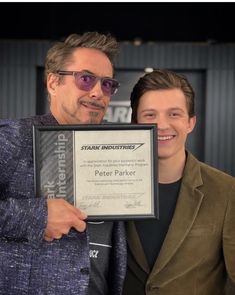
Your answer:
[80,100,105,111]
[158,135,175,141]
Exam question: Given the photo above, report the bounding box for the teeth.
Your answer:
[158,136,173,141]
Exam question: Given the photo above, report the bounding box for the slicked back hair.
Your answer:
[44,31,119,85]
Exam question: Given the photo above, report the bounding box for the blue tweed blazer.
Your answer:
[0,113,126,295]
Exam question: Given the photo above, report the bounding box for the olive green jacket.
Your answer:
[123,152,235,295]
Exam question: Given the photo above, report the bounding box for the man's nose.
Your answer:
[89,81,104,99]
[156,115,170,129]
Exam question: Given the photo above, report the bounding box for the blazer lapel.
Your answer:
[126,221,150,273]
[152,152,204,275]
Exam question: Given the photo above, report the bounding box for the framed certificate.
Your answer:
[33,124,158,220]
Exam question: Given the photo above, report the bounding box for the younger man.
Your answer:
[123,69,235,295]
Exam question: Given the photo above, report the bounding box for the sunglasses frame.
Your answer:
[56,70,120,96]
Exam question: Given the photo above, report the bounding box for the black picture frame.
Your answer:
[33,123,158,221]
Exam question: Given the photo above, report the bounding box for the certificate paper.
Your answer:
[33,124,158,220]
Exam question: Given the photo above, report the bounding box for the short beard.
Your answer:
[87,111,102,124]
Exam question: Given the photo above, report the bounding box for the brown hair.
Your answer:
[130,69,195,122]
[44,31,119,85]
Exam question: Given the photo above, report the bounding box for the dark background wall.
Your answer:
[1,2,235,42]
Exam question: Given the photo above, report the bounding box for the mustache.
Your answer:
[79,99,105,110]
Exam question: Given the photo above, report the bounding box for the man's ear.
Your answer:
[47,73,59,97]
[187,115,196,134]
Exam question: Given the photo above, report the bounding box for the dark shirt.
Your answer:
[88,221,113,295]
[135,179,181,269]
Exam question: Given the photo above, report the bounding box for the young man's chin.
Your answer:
[158,150,175,161]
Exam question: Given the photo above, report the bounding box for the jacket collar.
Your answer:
[39,113,59,125]
[127,151,204,275]
[152,151,204,275]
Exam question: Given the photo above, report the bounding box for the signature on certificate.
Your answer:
[80,201,101,210]
[124,200,143,209]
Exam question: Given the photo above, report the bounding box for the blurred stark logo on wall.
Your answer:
[104,101,131,123]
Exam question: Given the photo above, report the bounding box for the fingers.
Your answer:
[44,234,62,242]
[72,218,87,233]
[44,235,54,242]
[44,199,88,242]
[64,201,87,220]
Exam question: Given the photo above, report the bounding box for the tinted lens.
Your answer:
[101,78,119,96]
[75,73,97,91]
[74,72,119,96]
